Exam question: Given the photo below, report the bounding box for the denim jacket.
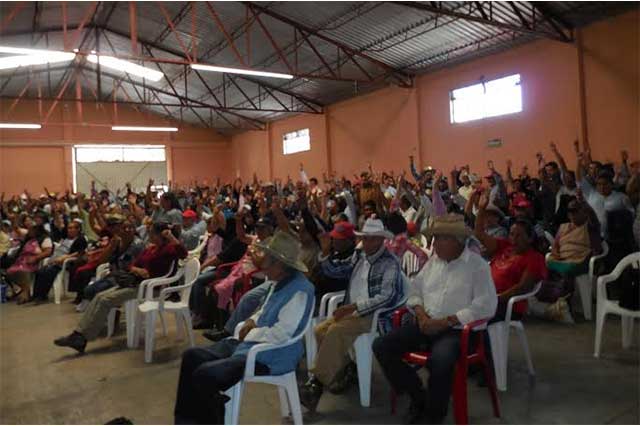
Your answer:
[319,246,403,316]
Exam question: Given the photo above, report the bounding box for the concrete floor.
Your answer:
[0,300,638,425]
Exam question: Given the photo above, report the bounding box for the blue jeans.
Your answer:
[83,277,116,301]
[223,280,271,334]
[189,269,219,317]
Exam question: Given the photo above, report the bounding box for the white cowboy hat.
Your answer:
[355,218,394,239]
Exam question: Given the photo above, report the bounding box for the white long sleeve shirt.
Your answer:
[408,248,497,326]
[245,281,309,345]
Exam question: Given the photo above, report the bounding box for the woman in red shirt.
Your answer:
[54,222,187,354]
[475,194,547,320]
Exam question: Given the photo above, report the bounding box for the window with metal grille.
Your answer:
[449,74,522,124]
[282,128,310,155]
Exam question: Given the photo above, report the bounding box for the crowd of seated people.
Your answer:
[1,139,639,424]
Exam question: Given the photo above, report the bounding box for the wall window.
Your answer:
[75,145,166,162]
[282,128,310,155]
[449,74,522,124]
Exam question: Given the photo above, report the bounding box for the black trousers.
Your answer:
[32,264,62,300]
[373,323,461,423]
[174,338,269,424]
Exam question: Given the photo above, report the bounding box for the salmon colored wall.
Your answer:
[231,130,270,181]
[0,146,67,196]
[230,10,638,180]
[1,100,232,194]
[269,113,329,182]
[417,38,581,175]
[328,86,420,178]
[582,9,639,164]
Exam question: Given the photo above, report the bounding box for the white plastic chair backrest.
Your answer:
[244,295,316,378]
[402,251,421,277]
[178,258,201,301]
[505,280,543,322]
[544,231,555,246]
[96,263,110,280]
[596,252,640,301]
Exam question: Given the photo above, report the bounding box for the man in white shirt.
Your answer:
[580,171,634,239]
[373,214,497,424]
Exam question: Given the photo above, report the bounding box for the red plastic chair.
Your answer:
[389,308,501,425]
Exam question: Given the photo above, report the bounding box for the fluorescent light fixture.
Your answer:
[0,46,75,70]
[191,63,293,79]
[112,126,177,132]
[88,55,163,81]
[0,123,42,129]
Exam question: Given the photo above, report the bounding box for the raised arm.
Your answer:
[473,191,498,256]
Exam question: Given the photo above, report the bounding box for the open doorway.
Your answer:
[73,145,168,195]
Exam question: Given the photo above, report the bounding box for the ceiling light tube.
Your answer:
[87,55,163,81]
[190,63,293,79]
[0,52,76,70]
[0,123,42,129]
[112,126,178,132]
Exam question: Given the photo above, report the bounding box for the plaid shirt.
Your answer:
[319,246,403,316]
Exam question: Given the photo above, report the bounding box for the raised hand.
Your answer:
[621,150,629,163]
[550,141,558,152]
[573,139,580,153]
[487,160,495,171]
[506,159,513,169]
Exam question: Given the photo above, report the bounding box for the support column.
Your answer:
[413,84,424,170]
[267,122,274,180]
[324,109,333,174]
[576,28,589,149]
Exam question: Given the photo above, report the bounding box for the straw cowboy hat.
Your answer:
[355,218,394,240]
[425,213,472,239]
[255,230,308,273]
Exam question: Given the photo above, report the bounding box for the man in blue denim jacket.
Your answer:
[300,218,404,412]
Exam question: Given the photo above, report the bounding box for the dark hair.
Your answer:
[597,169,614,183]
[385,212,407,236]
[363,200,376,210]
[310,177,318,185]
[160,191,182,211]
[545,161,559,170]
[512,218,535,239]
[151,221,180,239]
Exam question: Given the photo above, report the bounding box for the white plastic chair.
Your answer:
[106,261,176,348]
[322,274,410,407]
[401,251,422,277]
[594,252,640,358]
[575,242,609,320]
[545,242,609,320]
[304,290,346,375]
[487,281,543,392]
[135,258,200,363]
[187,232,210,259]
[224,296,316,425]
[52,258,74,304]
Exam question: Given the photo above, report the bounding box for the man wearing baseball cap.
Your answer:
[300,218,404,412]
[180,209,206,251]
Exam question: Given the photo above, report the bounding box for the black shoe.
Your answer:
[299,379,323,413]
[203,329,230,342]
[54,331,87,353]
[403,391,427,424]
[328,361,358,394]
[105,417,133,425]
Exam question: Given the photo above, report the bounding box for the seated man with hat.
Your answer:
[300,218,404,412]
[174,231,315,424]
[373,213,497,424]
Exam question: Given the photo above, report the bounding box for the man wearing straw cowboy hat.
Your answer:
[174,231,315,424]
[373,213,497,424]
[300,218,404,412]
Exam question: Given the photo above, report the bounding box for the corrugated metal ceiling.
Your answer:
[0,1,636,132]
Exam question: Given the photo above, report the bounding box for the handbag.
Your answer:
[110,270,142,289]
